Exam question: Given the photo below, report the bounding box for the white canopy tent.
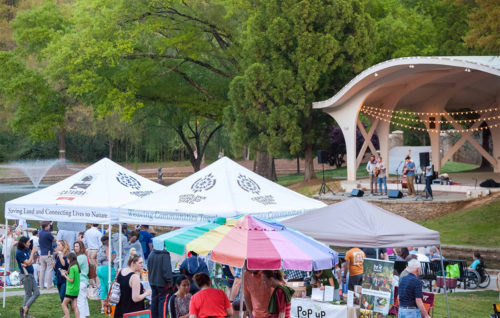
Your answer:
[5,158,165,224]
[3,158,165,308]
[120,157,326,226]
[282,198,450,317]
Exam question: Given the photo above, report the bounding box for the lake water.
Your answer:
[0,184,49,226]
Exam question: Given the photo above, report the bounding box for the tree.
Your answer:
[227,0,376,181]
[463,0,500,53]
[43,0,242,171]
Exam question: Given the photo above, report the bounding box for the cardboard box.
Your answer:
[287,282,307,298]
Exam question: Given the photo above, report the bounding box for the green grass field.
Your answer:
[2,293,105,317]
[440,161,479,174]
[2,290,497,318]
[419,200,500,248]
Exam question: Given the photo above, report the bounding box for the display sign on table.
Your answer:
[360,258,394,318]
[291,298,347,318]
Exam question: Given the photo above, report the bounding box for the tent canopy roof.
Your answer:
[282,198,440,248]
[5,158,165,224]
[120,157,326,226]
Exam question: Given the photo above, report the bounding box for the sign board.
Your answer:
[123,310,151,318]
[291,298,347,318]
[360,258,394,317]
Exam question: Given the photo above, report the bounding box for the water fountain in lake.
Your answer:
[8,159,63,188]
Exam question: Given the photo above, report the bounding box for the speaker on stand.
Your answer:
[317,150,334,196]
[417,152,431,200]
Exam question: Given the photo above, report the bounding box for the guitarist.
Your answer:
[405,155,417,196]
[366,154,378,195]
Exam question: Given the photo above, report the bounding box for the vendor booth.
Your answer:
[120,157,326,226]
[2,158,165,308]
[283,198,450,318]
[155,215,344,318]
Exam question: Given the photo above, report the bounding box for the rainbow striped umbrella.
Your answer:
[159,215,338,271]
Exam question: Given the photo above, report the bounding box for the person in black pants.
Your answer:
[148,248,173,318]
[425,162,434,199]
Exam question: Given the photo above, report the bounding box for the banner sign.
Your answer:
[291,298,347,318]
[360,258,394,317]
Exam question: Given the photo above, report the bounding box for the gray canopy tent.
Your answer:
[282,198,450,318]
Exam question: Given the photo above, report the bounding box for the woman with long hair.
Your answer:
[114,255,151,318]
[73,241,90,318]
[61,252,80,318]
[189,272,232,318]
[262,270,294,318]
[54,240,71,302]
[16,236,40,318]
[168,275,192,318]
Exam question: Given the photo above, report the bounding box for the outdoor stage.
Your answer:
[313,170,500,222]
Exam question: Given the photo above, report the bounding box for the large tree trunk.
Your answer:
[58,128,66,160]
[254,151,277,181]
[108,138,113,160]
[303,143,316,181]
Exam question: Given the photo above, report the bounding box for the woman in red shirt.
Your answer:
[261,270,294,318]
[189,273,233,318]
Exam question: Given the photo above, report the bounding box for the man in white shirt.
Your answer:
[84,224,102,268]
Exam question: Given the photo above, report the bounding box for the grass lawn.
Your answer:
[277,165,368,187]
[3,290,497,318]
[418,200,500,248]
[440,161,479,174]
[432,290,498,318]
[2,293,105,317]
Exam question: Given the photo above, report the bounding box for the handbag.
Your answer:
[87,285,100,300]
[86,253,97,280]
[104,272,121,316]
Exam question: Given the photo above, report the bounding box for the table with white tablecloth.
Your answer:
[291,298,359,318]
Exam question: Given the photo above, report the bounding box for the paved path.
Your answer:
[1,288,58,297]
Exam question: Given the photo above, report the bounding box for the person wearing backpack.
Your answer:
[61,252,80,318]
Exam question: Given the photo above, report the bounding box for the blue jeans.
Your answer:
[378,176,387,194]
[399,307,422,318]
[425,176,433,197]
[57,282,66,302]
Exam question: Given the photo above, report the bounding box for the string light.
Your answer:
[360,109,500,134]
[363,105,500,116]
[361,106,500,124]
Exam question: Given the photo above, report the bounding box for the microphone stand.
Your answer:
[396,161,403,191]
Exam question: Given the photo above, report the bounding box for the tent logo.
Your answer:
[191,173,216,193]
[116,172,142,190]
[70,175,94,190]
[237,174,261,195]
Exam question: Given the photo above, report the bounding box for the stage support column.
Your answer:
[325,101,361,181]
[429,127,441,174]
[376,120,391,172]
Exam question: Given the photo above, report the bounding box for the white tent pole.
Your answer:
[108,223,112,291]
[2,218,7,308]
[439,245,450,318]
[118,227,122,271]
[239,261,246,318]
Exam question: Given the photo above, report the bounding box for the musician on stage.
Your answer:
[425,160,434,200]
[404,155,417,196]
[366,154,378,195]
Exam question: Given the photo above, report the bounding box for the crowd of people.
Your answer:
[0,221,491,318]
[0,221,157,318]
